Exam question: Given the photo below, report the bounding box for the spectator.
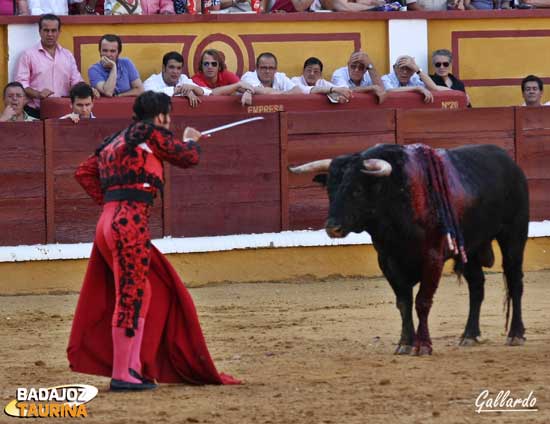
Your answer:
[381,55,444,103]
[142,0,175,13]
[192,49,254,105]
[0,0,29,14]
[519,0,549,7]
[173,0,186,12]
[192,50,240,89]
[429,49,470,106]
[241,52,303,95]
[446,0,466,9]
[143,51,209,108]
[60,82,96,122]
[291,57,352,103]
[331,51,385,103]
[268,0,315,12]
[70,0,105,14]
[521,75,550,107]
[319,0,387,11]
[407,0,447,9]
[217,0,253,12]
[89,34,144,98]
[14,14,84,118]
[0,82,37,122]
[110,0,142,14]
[27,0,69,14]
[467,0,509,9]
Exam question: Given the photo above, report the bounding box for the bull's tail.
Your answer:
[503,274,511,333]
[453,259,464,285]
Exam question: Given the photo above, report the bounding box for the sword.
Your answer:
[201,116,264,137]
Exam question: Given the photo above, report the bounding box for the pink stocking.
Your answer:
[111,326,141,384]
[129,317,146,374]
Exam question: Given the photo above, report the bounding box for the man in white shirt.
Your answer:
[331,51,384,102]
[291,57,352,103]
[28,0,73,15]
[241,52,302,95]
[381,55,441,104]
[143,51,210,108]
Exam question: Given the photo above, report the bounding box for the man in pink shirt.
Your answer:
[141,0,175,13]
[14,14,84,118]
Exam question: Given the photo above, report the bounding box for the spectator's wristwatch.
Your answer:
[367,64,374,70]
[416,68,422,75]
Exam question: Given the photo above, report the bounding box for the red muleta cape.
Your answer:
[67,242,240,385]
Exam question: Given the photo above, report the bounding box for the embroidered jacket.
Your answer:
[75,122,200,204]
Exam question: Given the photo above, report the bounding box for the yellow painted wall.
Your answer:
[428,18,550,107]
[2,16,550,108]
[56,20,388,87]
[1,238,549,295]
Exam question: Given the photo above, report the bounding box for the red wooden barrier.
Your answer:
[2,100,550,248]
[44,119,163,243]
[0,122,45,245]
[396,108,515,158]
[286,109,396,230]
[167,114,281,237]
[516,107,550,221]
[39,91,467,120]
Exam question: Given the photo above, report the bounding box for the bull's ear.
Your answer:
[313,174,327,186]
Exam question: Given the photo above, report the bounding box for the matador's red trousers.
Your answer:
[95,201,153,336]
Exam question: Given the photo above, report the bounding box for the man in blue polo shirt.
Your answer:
[88,34,144,97]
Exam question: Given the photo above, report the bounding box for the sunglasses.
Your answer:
[202,61,218,68]
[349,63,365,71]
[434,62,450,68]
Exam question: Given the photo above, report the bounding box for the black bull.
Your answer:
[289,144,529,355]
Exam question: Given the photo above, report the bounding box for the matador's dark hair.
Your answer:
[132,91,172,122]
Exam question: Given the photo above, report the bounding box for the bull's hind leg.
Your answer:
[459,255,485,346]
[497,232,527,346]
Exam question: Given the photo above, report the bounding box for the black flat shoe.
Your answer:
[129,368,156,385]
[110,379,157,392]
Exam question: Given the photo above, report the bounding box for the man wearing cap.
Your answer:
[381,55,442,103]
[331,51,385,103]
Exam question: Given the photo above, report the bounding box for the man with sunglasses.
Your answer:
[240,52,302,95]
[193,49,255,106]
[429,49,470,106]
[143,51,210,108]
[331,51,385,103]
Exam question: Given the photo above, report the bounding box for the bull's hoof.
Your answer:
[459,337,484,347]
[505,336,526,346]
[394,345,413,355]
[411,344,432,356]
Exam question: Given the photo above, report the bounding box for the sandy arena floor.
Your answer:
[1,270,549,424]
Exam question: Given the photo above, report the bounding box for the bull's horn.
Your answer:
[361,159,392,176]
[288,159,332,174]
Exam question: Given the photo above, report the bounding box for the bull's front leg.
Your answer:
[414,258,444,356]
[378,254,415,355]
[394,287,415,354]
